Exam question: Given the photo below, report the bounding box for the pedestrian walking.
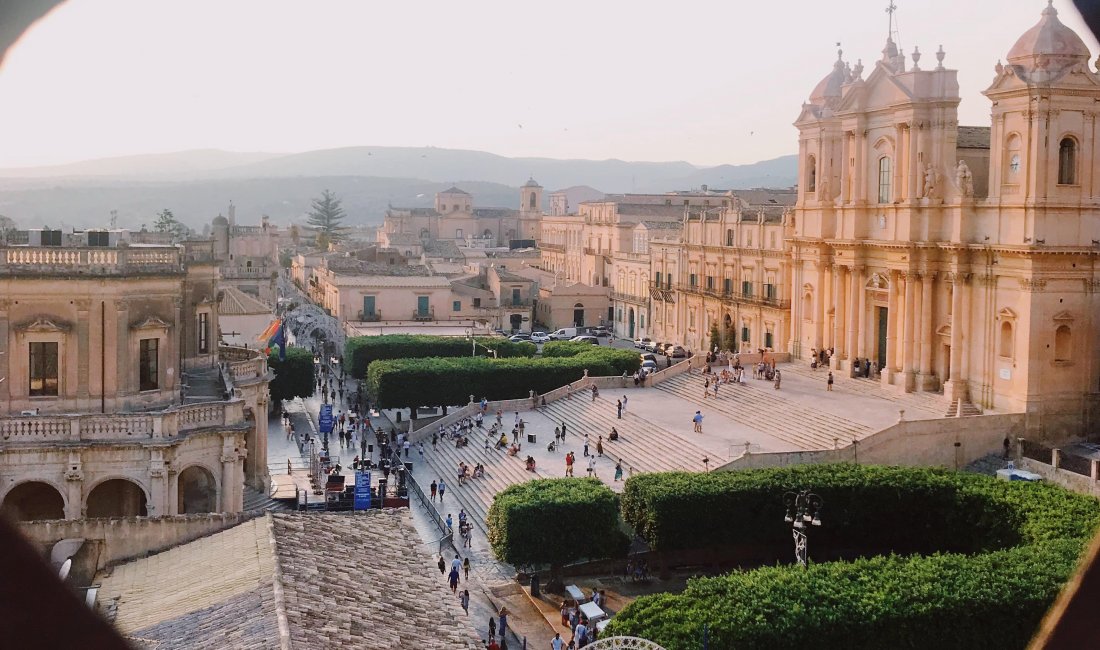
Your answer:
[438,554,446,575]
[403,439,411,457]
[460,589,470,614]
[616,399,622,419]
[614,460,623,482]
[448,567,459,593]
[596,436,603,457]
[622,395,628,412]
[561,421,567,439]
[419,441,425,457]
[827,372,834,391]
[438,479,447,502]
[587,455,596,477]
[774,369,782,390]
[565,451,574,477]
[583,435,590,457]
[430,479,438,501]
[703,377,710,399]
[551,632,564,650]
[463,556,471,580]
[488,616,497,643]
[692,410,704,433]
[446,514,454,535]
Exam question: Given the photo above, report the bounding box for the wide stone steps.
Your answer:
[779,363,946,417]
[243,485,290,512]
[418,426,547,534]
[655,372,870,450]
[541,396,711,474]
[945,399,983,417]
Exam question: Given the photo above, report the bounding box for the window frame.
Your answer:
[139,337,159,392]
[28,341,59,397]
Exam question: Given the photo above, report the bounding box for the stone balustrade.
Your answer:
[0,246,182,274]
[0,400,242,444]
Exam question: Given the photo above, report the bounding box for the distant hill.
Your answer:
[0,176,522,231]
[0,149,282,180]
[0,146,797,231]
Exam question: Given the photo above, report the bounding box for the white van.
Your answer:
[550,327,578,340]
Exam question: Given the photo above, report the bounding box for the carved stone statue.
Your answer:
[956,160,974,198]
[922,164,939,199]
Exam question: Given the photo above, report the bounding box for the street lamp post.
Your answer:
[783,490,823,567]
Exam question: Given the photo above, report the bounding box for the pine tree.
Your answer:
[153,209,188,240]
[306,190,348,249]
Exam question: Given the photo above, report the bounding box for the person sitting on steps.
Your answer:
[608,427,619,441]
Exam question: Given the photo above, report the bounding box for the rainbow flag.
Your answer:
[257,318,282,342]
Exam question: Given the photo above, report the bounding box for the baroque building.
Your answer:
[790,2,1099,435]
[211,202,281,306]
[0,234,271,521]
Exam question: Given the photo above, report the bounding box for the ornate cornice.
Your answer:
[15,317,71,334]
[130,315,171,331]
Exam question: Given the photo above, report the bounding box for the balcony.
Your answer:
[610,290,646,304]
[500,299,533,308]
[0,246,183,276]
[356,310,383,322]
[412,308,436,322]
[0,400,246,445]
[676,284,790,309]
[539,242,565,252]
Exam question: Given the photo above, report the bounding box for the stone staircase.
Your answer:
[416,426,548,535]
[654,372,871,450]
[243,485,290,512]
[778,362,947,417]
[945,399,983,417]
[541,396,715,474]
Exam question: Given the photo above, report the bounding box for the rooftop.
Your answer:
[97,511,480,649]
[957,126,992,149]
[219,285,273,316]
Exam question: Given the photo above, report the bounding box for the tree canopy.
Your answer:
[306,189,348,249]
[268,347,316,404]
[153,208,188,240]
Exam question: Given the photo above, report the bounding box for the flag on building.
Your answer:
[257,318,282,342]
[268,320,287,361]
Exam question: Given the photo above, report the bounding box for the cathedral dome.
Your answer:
[809,49,849,106]
[1006,1,1090,81]
[524,177,541,188]
[212,215,229,226]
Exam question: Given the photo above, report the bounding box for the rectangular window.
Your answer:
[417,296,430,317]
[878,157,892,203]
[453,300,461,312]
[764,283,776,300]
[765,331,774,348]
[654,272,662,287]
[139,338,159,391]
[512,288,521,305]
[689,273,697,287]
[88,231,110,247]
[706,276,714,290]
[28,341,58,397]
[742,327,750,342]
[742,281,753,297]
[41,230,62,246]
[362,296,376,316]
[723,278,732,294]
[473,298,481,308]
[198,312,209,354]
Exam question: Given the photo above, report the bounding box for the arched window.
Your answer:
[802,292,813,321]
[877,157,892,204]
[529,192,537,208]
[1059,137,1077,185]
[999,321,1013,358]
[726,229,734,246]
[1055,325,1071,361]
[807,155,817,193]
[1005,134,1022,180]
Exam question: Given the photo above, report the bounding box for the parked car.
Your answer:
[550,327,579,340]
[645,340,666,353]
[530,331,550,343]
[634,337,653,349]
[640,360,659,374]
[640,352,658,364]
[591,326,612,337]
[669,345,689,358]
[569,335,600,345]
[509,333,532,342]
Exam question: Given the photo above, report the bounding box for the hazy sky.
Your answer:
[0,0,1094,169]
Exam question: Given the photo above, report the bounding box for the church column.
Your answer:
[894,124,906,200]
[918,272,935,389]
[945,273,966,402]
[63,451,84,520]
[814,261,826,351]
[906,124,919,200]
[855,129,866,204]
[847,265,861,365]
[840,132,851,204]
[75,300,91,407]
[115,299,130,403]
[789,251,801,356]
[885,270,900,381]
[0,299,10,409]
[831,265,845,364]
[856,268,868,358]
[958,276,972,384]
[902,272,918,391]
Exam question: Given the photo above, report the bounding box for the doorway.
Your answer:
[574,303,585,327]
[876,306,888,368]
[628,308,636,338]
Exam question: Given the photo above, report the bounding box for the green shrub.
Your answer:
[487,478,628,582]
[267,347,316,403]
[607,464,1100,650]
[365,343,639,409]
[605,540,1086,650]
[344,334,535,378]
[540,341,593,357]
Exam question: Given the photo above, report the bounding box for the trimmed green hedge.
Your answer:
[487,478,628,573]
[267,347,316,403]
[365,345,639,409]
[344,334,536,378]
[606,464,1100,650]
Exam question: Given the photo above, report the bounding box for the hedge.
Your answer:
[605,464,1100,650]
[365,346,640,409]
[267,347,316,404]
[344,334,536,378]
[487,478,628,577]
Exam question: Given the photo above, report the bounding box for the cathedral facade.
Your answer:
[789,2,1100,437]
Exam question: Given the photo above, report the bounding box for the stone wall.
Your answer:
[16,511,261,572]
[717,412,1025,471]
[1018,457,1100,497]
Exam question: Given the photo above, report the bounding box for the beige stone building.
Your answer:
[0,236,271,521]
[789,4,1100,435]
[212,203,281,305]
